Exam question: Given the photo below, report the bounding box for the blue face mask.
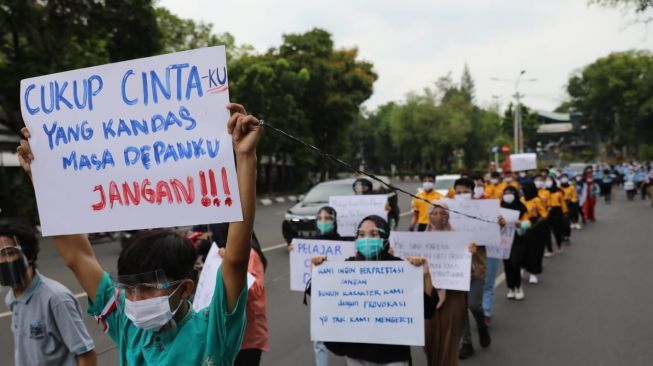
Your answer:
[316,221,334,234]
[355,238,385,259]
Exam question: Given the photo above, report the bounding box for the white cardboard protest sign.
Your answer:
[329,195,387,237]
[20,46,241,235]
[510,153,537,172]
[289,239,357,292]
[390,231,473,291]
[310,261,424,346]
[486,208,522,260]
[192,243,255,312]
[443,199,501,247]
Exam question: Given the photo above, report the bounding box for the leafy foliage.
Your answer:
[566,50,653,155]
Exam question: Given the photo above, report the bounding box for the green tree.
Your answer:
[0,0,162,134]
[279,28,377,179]
[349,104,397,174]
[154,7,253,59]
[566,50,653,155]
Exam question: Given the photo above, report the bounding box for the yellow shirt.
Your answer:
[524,197,548,219]
[538,189,550,210]
[446,187,456,199]
[485,184,499,199]
[412,190,443,224]
[560,184,578,203]
[548,191,568,214]
[495,181,521,199]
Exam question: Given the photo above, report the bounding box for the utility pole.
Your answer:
[492,70,536,154]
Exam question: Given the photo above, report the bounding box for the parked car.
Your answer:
[281,177,398,244]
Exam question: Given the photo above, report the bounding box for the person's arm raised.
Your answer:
[17,128,104,300]
[222,104,262,312]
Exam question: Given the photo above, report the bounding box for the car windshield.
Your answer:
[303,182,354,203]
[435,178,456,190]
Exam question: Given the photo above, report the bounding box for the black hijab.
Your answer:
[547,177,560,193]
[315,206,341,240]
[351,215,395,261]
[500,186,527,217]
[522,181,538,201]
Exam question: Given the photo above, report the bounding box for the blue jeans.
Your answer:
[483,257,500,317]
[314,341,328,366]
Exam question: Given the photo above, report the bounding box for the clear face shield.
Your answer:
[113,270,187,332]
[355,227,387,260]
[114,270,184,301]
[0,236,29,287]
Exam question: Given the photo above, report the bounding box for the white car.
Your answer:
[434,174,461,196]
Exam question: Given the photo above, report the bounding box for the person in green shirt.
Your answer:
[16,103,262,366]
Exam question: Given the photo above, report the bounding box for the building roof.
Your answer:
[537,110,570,122]
[537,122,574,134]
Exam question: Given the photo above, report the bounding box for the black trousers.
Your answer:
[417,223,428,232]
[548,207,564,248]
[234,349,262,366]
[504,259,522,289]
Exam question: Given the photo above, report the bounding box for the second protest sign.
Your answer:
[310,261,424,346]
[390,231,473,291]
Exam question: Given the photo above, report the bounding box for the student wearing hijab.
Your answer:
[500,187,529,300]
[520,182,548,285]
[312,215,437,366]
[292,206,341,366]
[546,177,568,254]
[423,201,469,366]
[534,175,554,258]
[559,174,576,241]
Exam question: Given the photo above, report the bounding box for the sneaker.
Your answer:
[529,274,539,284]
[478,325,491,348]
[515,287,525,300]
[459,342,475,360]
[544,251,554,258]
[506,289,515,299]
[555,246,564,254]
[484,316,492,327]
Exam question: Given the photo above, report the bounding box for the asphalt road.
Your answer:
[2,184,652,366]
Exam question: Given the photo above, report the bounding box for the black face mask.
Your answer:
[0,258,28,287]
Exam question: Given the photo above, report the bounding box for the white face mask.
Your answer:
[504,177,513,183]
[490,178,498,184]
[545,180,553,188]
[535,181,544,189]
[503,194,515,204]
[473,187,485,198]
[561,178,569,184]
[125,284,183,332]
[422,181,435,191]
[519,172,526,178]
[456,193,472,200]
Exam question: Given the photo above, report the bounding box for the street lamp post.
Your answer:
[491,71,536,154]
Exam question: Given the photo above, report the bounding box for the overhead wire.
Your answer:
[258,120,498,224]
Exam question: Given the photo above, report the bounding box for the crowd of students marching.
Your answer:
[294,164,607,366]
[3,110,653,366]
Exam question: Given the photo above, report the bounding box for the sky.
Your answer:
[159,0,651,113]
